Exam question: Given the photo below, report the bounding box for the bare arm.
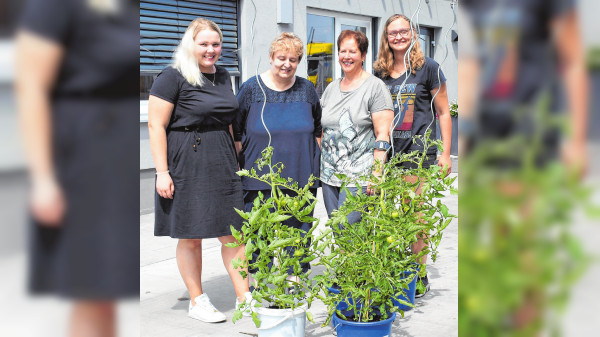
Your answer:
[552,9,589,177]
[148,95,175,199]
[370,109,394,194]
[16,30,65,226]
[432,82,452,175]
[234,141,242,156]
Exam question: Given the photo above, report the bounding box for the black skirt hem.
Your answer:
[153,230,240,239]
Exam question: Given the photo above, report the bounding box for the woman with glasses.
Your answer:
[374,14,453,298]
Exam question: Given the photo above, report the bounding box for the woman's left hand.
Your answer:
[438,154,452,177]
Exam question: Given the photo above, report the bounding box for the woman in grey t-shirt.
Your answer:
[320,30,394,223]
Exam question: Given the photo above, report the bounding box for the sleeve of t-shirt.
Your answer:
[309,87,323,137]
[369,78,394,114]
[426,59,447,91]
[149,67,181,104]
[19,0,72,45]
[233,80,251,142]
[320,81,334,109]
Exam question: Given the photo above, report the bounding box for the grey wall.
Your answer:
[238,0,459,100]
[139,0,460,212]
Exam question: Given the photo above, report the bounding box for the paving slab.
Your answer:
[140,174,459,336]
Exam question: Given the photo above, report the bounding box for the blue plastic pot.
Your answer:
[332,312,396,337]
[392,270,417,311]
[326,286,362,318]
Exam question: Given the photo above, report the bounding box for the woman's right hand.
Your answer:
[31,177,66,227]
[156,173,174,199]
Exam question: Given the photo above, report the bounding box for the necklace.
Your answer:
[203,72,216,86]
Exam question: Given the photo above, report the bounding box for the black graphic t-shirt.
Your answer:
[462,0,574,153]
[377,57,446,155]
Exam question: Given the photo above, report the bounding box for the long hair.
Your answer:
[173,18,223,87]
[374,14,425,77]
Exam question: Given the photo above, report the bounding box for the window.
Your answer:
[306,10,373,97]
[418,26,435,58]
[140,0,239,100]
[306,14,334,97]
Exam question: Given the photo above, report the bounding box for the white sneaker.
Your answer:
[235,292,254,317]
[188,294,226,323]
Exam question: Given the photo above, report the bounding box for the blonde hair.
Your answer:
[173,18,223,87]
[374,14,425,77]
[269,32,304,61]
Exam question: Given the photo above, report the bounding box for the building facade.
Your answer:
[139,0,460,212]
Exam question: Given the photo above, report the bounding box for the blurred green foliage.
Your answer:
[458,96,594,336]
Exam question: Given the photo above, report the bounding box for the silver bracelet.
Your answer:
[156,170,170,175]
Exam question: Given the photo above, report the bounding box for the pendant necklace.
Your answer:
[203,72,216,86]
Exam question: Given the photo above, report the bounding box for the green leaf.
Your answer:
[245,241,256,260]
[440,204,449,218]
[301,256,317,263]
[306,311,314,323]
[268,238,295,250]
[313,228,332,243]
[235,208,249,220]
[232,309,243,323]
[230,225,242,241]
[249,207,263,225]
[252,312,261,327]
[270,214,292,223]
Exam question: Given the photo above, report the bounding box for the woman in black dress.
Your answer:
[17,0,139,336]
[148,18,250,323]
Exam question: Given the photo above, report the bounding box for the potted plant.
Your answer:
[227,147,320,336]
[312,134,457,336]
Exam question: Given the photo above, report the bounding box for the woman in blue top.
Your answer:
[233,32,322,280]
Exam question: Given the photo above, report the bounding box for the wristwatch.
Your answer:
[373,140,391,151]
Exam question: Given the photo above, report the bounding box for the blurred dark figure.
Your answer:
[460,0,588,170]
[459,0,591,336]
[15,0,139,336]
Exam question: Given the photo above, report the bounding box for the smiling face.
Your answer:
[193,28,222,72]
[386,17,414,54]
[338,37,365,76]
[270,49,299,81]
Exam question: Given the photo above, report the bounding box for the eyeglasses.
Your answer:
[387,29,412,38]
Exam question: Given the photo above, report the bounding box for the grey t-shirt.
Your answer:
[320,75,393,186]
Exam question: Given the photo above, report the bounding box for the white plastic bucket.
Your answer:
[256,303,307,337]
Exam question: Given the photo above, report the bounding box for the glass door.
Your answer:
[335,17,372,78]
[307,14,335,96]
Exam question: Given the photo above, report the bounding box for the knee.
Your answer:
[179,238,202,249]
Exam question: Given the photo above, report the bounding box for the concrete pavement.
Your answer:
[140,173,459,337]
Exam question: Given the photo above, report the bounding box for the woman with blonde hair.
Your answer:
[374,14,453,298]
[233,32,322,285]
[148,18,251,323]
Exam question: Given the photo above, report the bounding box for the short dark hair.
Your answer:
[337,30,369,56]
